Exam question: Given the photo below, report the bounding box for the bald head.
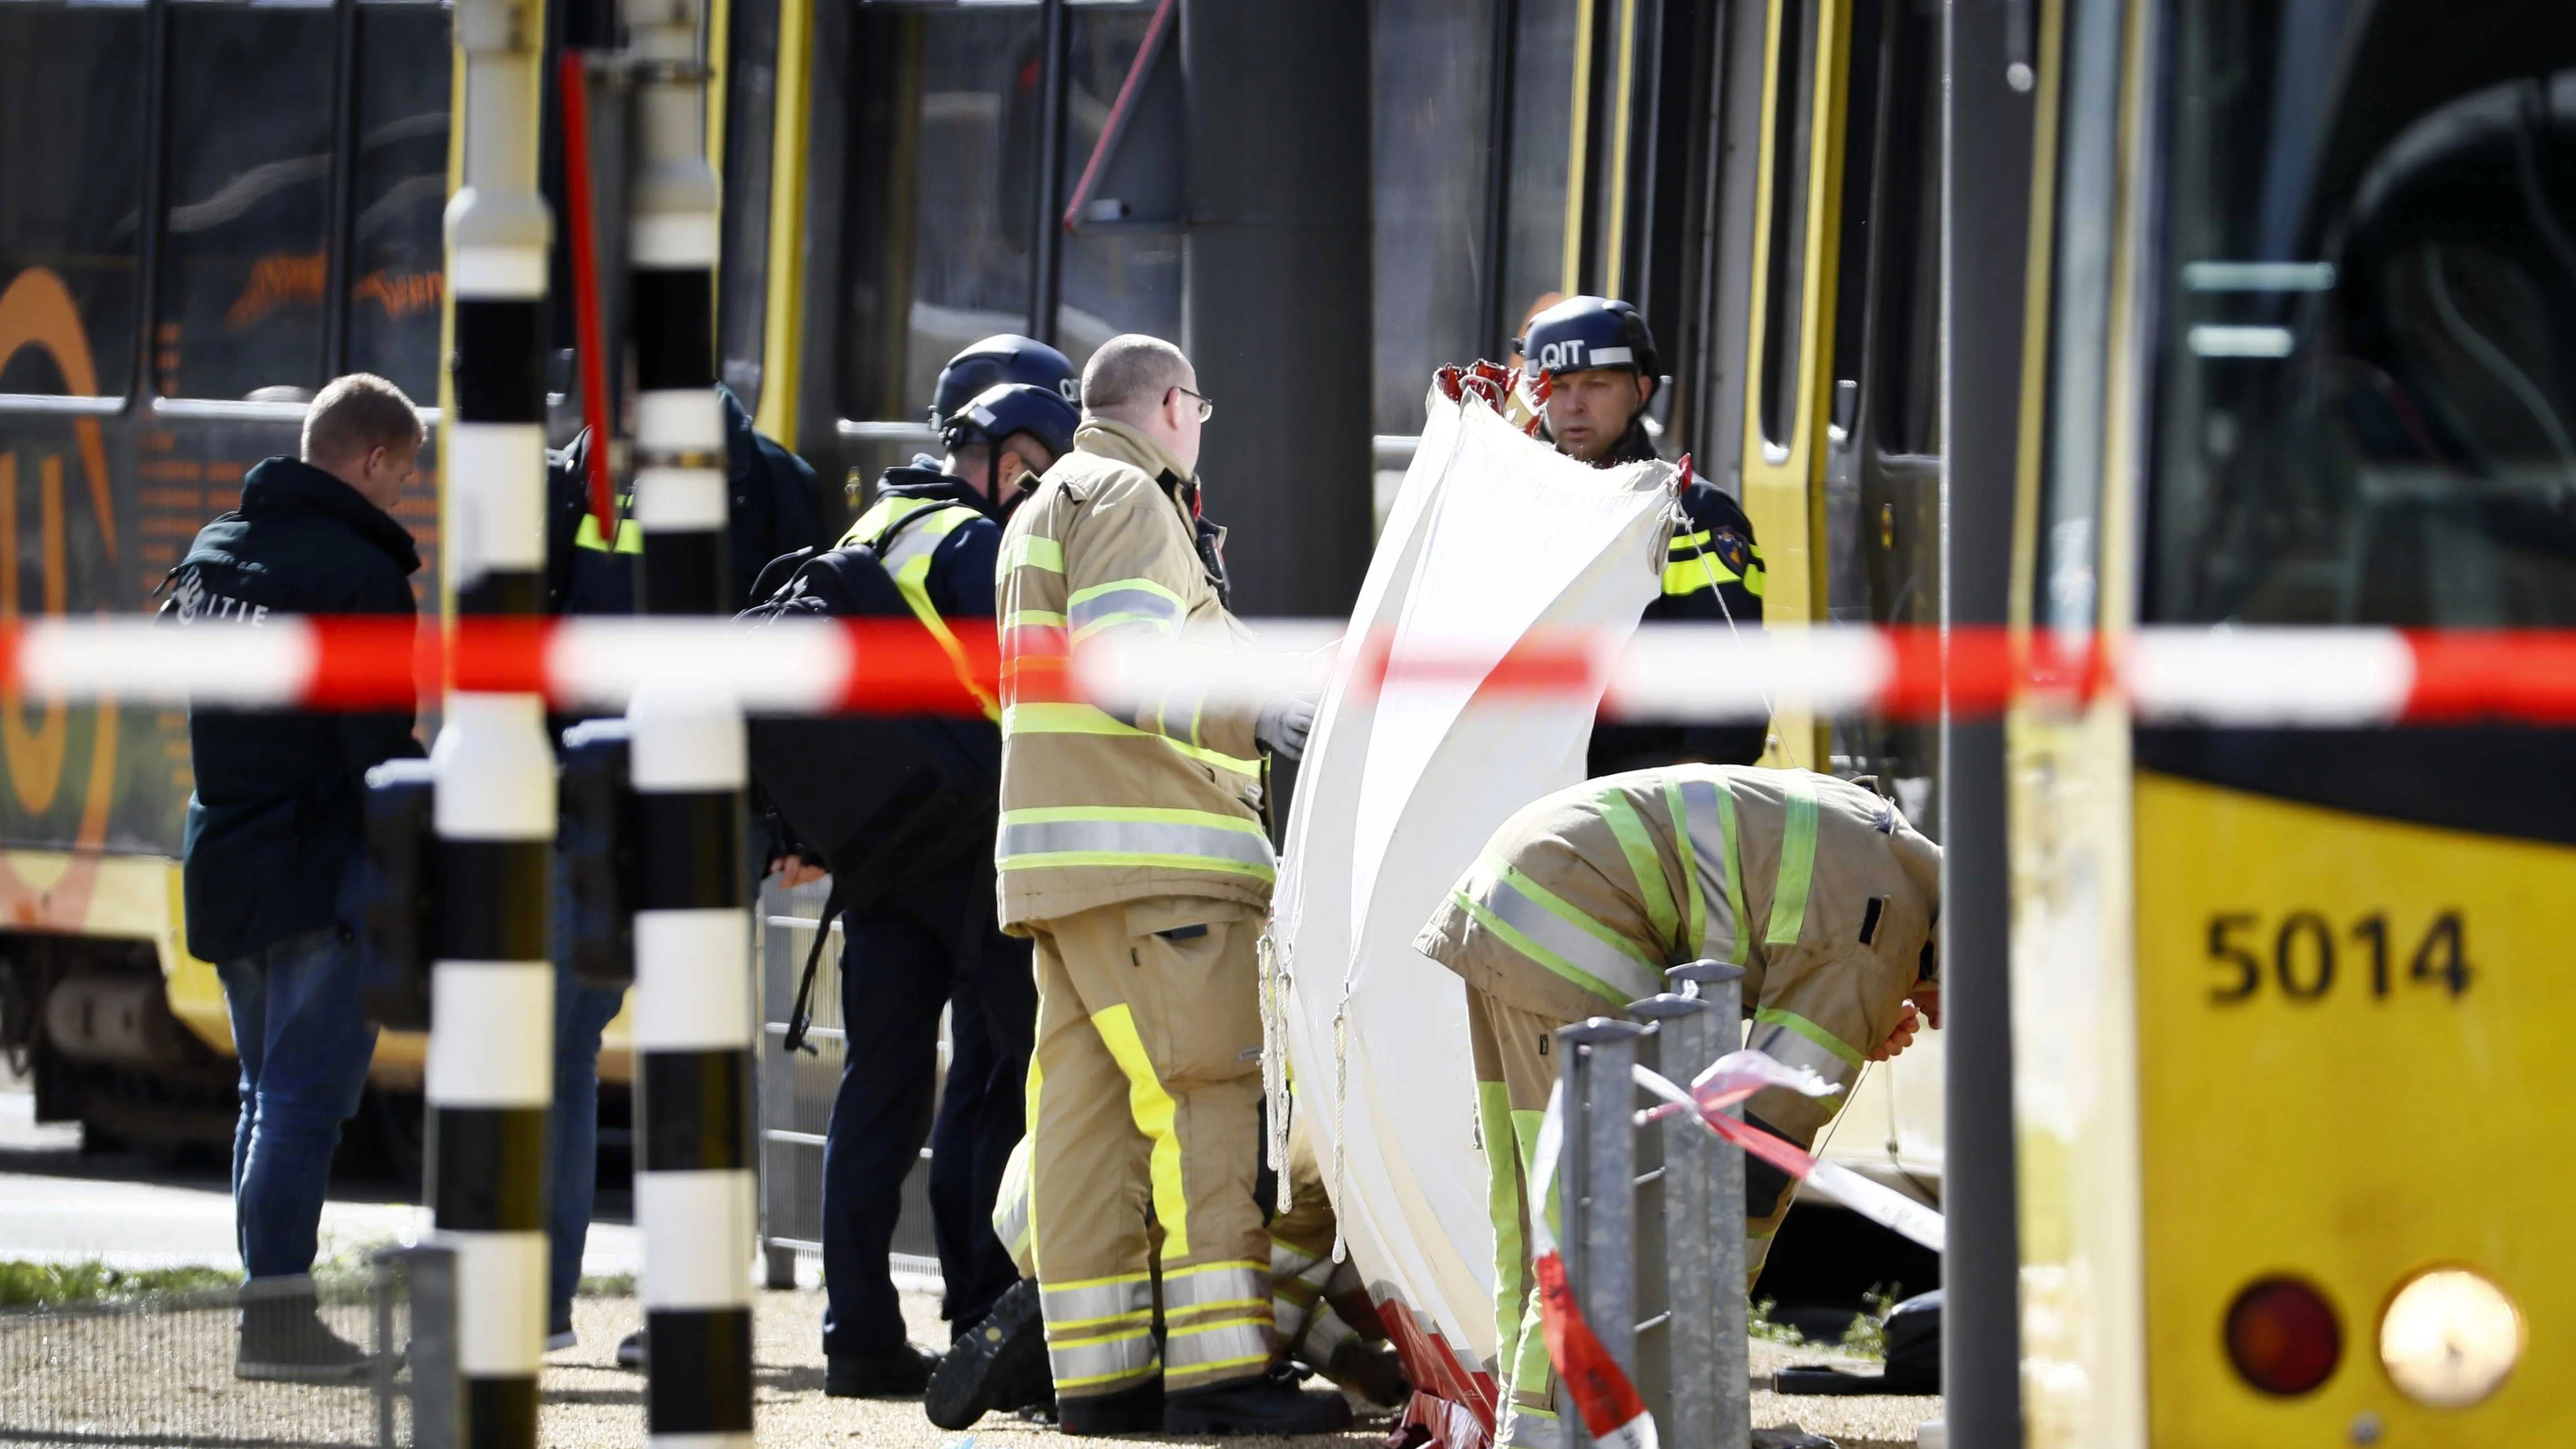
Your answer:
[1081,334,1205,475]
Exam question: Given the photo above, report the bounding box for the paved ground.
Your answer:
[1,1085,1937,1447]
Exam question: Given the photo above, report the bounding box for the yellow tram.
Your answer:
[2007,0,2576,1442]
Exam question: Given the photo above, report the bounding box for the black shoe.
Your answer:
[926,1279,1054,1430]
[1164,1373,1354,1436]
[1058,1378,1164,1436]
[616,1328,648,1371]
[235,1296,374,1385]
[825,1345,938,1399]
[1323,1336,1411,1409]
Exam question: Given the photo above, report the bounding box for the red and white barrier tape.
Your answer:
[14,616,2576,723]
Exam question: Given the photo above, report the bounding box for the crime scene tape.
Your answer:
[14,616,2576,722]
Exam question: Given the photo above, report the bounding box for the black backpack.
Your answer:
[739,511,1001,1045]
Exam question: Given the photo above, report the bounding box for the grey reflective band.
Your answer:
[1047,1325,1159,1391]
[1067,585,1183,635]
[1040,1274,1154,1329]
[1164,1262,1267,1312]
[1589,345,1635,365]
[1163,1317,1274,1374]
[1476,867,1664,1004]
[998,817,1277,873]
[1678,777,1742,965]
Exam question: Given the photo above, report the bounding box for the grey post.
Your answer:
[1623,992,1699,1438]
[1558,1017,1646,1447]
[381,1243,460,1449]
[1671,960,1751,1448]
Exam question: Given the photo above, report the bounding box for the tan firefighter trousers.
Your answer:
[1023,896,1274,1399]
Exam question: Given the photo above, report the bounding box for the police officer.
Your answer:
[539,384,827,1363]
[1518,295,1772,771]
[809,360,1080,1397]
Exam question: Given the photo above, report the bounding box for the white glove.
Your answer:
[1256,690,1319,762]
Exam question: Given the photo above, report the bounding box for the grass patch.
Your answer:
[577,1273,636,1298]
[1749,1297,1807,1347]
[1835,1284,1902,1361]
[0,1261,242,1309]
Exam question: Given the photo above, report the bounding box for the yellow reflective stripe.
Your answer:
[1767,775,1818,946]
[1001,701,1261,778]
[1004,534,1064,573]
[574,511,644,554]
[1048,1324,1160,1390]
[997,805,1277,881]
[1464,856,1663,1004]
[1743,545,1768,597]
[1164,1316,1275,1378]
[841,494,942,548]
[1067,577,1185,640]
[1091,1004,1192,1259]
[1752,1006,1864,1072]
[1600,789,1679,959]
[1663,553,1742,596]
[1478,1079,1527,1374]
[1004,609,1067,629]
[1669,528,1713,554]
[1165,1260,1268,1315]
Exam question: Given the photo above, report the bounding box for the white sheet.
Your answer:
[1271,390,1674,1391]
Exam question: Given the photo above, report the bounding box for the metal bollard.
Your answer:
[1670,959,1751,1449]
[1557,1017,1645,1447]
[1623,992,1700,1440]
[378,1243,461,1449]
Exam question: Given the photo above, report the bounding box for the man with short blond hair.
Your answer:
[167,374,427,1382]
[993,333,1340,1436]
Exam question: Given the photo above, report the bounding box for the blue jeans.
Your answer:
[547,850,629,1328]
[218,923,379,1279]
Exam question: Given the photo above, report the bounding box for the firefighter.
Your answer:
[993,333,1345,1436]
[1415,764,1941,1446]
[809,374,1080,1396]
[1518,295,1772,772]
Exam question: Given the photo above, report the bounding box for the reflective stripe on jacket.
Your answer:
[844,489,1003,721]
[994,418,1270,928]
[1416,764,1940,1140]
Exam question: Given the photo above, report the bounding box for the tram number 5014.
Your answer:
[2204,911,2472,1006]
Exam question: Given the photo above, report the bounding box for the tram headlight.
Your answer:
[2378,1267,2522,1409]
[2225,1277,2342,1396]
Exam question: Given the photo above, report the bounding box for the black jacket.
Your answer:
[167,458,424,963]
[1579,417,1773,773]
[545,384,828,618]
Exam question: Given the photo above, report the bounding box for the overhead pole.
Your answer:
[437,0,559,1442]
[621,0,758,1440]
[1942,0,2036,1442]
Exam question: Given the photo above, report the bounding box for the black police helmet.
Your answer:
[931,334,1079,429]
[1514,295,1659,379]
[943,381,1080,463]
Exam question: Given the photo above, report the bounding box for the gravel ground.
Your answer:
[0,1287,1937,1448]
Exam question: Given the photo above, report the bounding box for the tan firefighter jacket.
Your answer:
[1415,764,1941,1141]
[993,417,1271,929]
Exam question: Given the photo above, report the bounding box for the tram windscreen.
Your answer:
[2146,2,2576,626]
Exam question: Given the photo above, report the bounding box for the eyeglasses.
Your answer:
[1171,386,1214,422]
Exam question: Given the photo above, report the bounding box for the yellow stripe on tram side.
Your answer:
[756,0,817,445]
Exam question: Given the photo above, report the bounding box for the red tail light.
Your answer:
[2226,1277,2343,1396]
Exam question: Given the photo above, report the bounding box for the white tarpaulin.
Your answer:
[1268,390,1676,1429]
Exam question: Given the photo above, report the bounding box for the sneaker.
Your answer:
[236,1302,375,1385]
[824,1345,938,1399]
[1058,1378,1164,1436]
[925,1280,1054,1430]
[1164,1371,1354,1436]
[615,1328,648,1372]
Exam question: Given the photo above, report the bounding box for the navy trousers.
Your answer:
[820,870,1034,1358]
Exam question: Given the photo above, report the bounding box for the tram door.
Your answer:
[2010,2,2576,1446]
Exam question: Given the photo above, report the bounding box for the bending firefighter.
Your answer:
[987,334,1338,1436]
[1415,765,1941,1445]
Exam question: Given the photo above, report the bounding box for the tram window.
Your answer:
[836,6,1044,423]
[1870,0,1942,459]
[345,4,451,405]
[0,4,148,398]
[1501,0,1579,346]
[1373,0,1495,433]
[2147,0,2576,626]
[1823,0,1886,447]
[158,5,335,402]
[1054,7,1180,370]
[1754,0,1814,455]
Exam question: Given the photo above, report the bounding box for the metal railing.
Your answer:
[753,876,945,1291]
[1555,962,1754,1449]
